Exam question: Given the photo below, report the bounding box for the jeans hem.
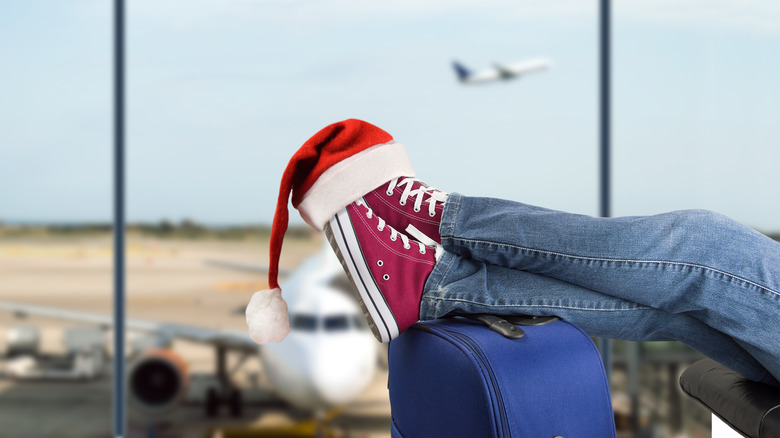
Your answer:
[438,192,461,240]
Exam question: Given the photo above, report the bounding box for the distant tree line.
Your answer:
[0,219,313,241]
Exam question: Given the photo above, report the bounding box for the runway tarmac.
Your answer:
[0,234,391,438]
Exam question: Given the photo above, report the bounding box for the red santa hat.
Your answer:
[246,119,415,344]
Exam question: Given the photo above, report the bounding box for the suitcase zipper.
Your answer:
[425,325,511,438]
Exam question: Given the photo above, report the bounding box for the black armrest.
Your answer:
[679,358,780,438]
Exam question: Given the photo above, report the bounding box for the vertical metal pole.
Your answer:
[628,342,640,432]
[599,5,641,431]
[600,0,611,219]
[599,0,612,381]
[113,0,126,436]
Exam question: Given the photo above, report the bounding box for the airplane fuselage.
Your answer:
[261,326,376,410]
[454,58,551,84]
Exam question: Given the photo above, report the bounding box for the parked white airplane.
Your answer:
[0,242,379,418]
[452,58,551,84]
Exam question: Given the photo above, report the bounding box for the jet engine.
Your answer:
[128,349,189,416]
[6,326,40,356]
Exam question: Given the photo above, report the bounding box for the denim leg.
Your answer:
[437,193,780,384]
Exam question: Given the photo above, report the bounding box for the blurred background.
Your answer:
[1,0,778,437]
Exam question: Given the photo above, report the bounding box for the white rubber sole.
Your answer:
[324,207,399,344]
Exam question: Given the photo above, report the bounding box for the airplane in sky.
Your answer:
[0,242,379,420]
[452,58,551,84]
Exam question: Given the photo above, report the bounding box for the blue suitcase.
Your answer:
[388,315,616,438]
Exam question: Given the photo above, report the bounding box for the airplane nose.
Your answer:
[313,364,360,405]
[313,365,366,405]
[311,339,375,405]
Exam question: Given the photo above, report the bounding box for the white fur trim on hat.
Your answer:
[296,141,415,230]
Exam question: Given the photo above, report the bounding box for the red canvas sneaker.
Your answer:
[324,198,437,343]
[362,177,448,245]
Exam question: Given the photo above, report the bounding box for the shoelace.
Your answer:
[356,199,428,254]
[406,224,444,259]
[386,177,448,218]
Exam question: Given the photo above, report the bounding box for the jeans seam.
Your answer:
[431,252,456,290]
[424,296,653,311]
[420,252,457,319]
[455,238,780,299]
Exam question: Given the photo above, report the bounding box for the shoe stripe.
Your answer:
[333,208,398,342]
[325,222,386,342]
[330,212,391,343]
[332,208,399,342]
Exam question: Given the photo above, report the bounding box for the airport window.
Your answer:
[5,2,778,437]
[0,1,114,436]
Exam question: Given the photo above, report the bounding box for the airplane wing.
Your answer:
[0,300,259,352]
[493,64,516,79]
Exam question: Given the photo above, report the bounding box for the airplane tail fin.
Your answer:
[452,61,471,81]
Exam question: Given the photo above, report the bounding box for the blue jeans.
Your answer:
[420,193,780,386]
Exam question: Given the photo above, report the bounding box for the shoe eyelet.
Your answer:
[377,260,383,267]
[429,211,436,217]
[403,244,411,250]
[386,190,393,196]
[390,235,397,241]
[413,207,420,212]
[383,274,390,281]
[377,225,384,232]
[399,200,406,206]
[419,248,426,254]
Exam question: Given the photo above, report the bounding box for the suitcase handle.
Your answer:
[503,315,561,327]
[459,314,526,339]
[457,314,562,339]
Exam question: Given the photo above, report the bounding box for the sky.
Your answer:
[1,0,779,231]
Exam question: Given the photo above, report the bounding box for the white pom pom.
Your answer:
[245,288,290,344]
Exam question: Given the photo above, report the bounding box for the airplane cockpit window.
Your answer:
[290,314,317,332]
[291,314,359,331]
[323,315,350,332]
